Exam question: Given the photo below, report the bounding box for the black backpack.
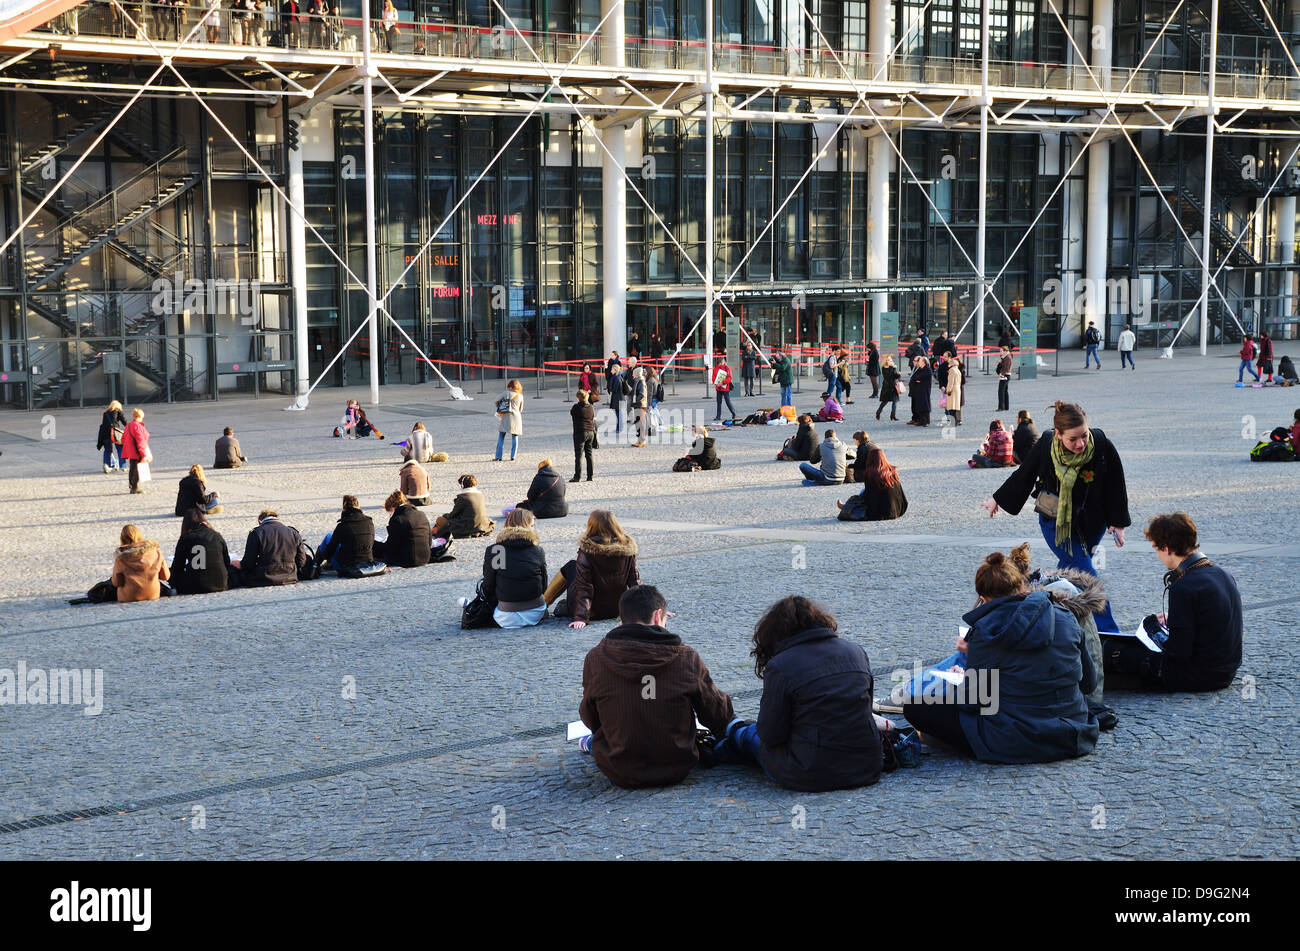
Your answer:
[299,542,323,580]
[1086,327,1100,344]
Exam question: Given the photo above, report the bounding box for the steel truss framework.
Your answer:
[2,0,1298,406]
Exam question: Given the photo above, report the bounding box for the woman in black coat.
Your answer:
[97,400,126,472]
[875,355,900,421]
[865,343,880,399]
[570,389,596,482]
[374,490,431,568]
[682,426,721,470]
[480,509,549,629]
[983,400,1129,632]
[717,595,882,792]
[175,465,223,516]
[170,509,231,594]
[1011,410,1039,464]
[777,416,817,461]
[516,460,569,518]
[317,495,376,574]
[907,357,932,425]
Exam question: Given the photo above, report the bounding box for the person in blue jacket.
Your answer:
[902,549,1099,764]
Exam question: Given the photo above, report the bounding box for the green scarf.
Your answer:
[1050,431,1095,553]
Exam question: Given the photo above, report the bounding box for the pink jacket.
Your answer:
[120,420,150,461]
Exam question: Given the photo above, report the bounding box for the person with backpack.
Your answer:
[875,354,900,421]
[1083,321,1102,369]
[1256,330,1274,383]
[317,495,376,575]
[712,357,737,421]
[1102,513,1242,692]
[982,400,1130,632]
[821,346,842,402]
[570,389,596,483]
[772,349,794,407]
[493,379,524,461]
[170,509,231,595]
[546,510,641,627]
[1236,334,1261,384]
[713,595,882,792]
[578,585,735,788]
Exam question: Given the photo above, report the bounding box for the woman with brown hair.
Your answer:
[434,473,495,540]
[175,464,223,517]
[714,595,882,791]
[836,446,907,521]
[546,510,640,628]
[112,524,170,602]
[899,549,1098,763]
[982,399,1129,632]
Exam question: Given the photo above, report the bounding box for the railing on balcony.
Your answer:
[24,5,1300,103]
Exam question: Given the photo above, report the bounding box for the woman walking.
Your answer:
[907,356,932,426]
[982,400,1129,632]
[494,379,524,461]
[97,400,126,473]
[120,408,152,494]
[875,354,900,421]
[865,342,880,399]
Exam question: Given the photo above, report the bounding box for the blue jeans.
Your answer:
[1085,344,1101,367]
[1120,350,1135,369]
[715,720,775,779]
[1237,359,1260,382]
[495,432,519,459]
[611,403,623,434]
[898,652,968,703]
[780,383,792,406]
[1039,515,1119,632]
[798,462,836,485]
[102,445,122,468]
[715,389,736,419]
[318,533,342,573]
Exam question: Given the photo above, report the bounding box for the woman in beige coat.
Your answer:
[945,356,964,426]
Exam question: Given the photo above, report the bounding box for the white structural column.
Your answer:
[1198,0,1220,354]
[866,0,890,338]
[288,121,309,395]
[600,0,628,360]
[704,0,715,369]
[975,0,989,362]
[1279,0,1300,323]
[362,0,380,402]
[1084,0,1112,350]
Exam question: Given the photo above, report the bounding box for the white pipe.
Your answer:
[363,0,380,403]
[975,0,988,362]
[599,0,626,360]
[1085,0,1112,349]
[1199,0,1219,355]
[867,0,890,337]
[288,131,309,394]
[704,0,715,370]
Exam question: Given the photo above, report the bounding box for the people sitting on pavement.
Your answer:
[578,584,735,788]
[175,464,223,517]
[170,508,231,595]
[776,415,818,461]
[1012,409,1039,465]
[545,510,640,627]
[674,426,720,471]
[480,508,549,629]
[355,405,383,439]
[514,458,569,519]
[317,495,376,576]
[712,595,881,791]
[214,426,248,468]
[799,429,847,485]
[837,447,908,521]
[898,549,1098,764]
[968,419,1015,468]
[434,474,495,539]
[112,524,170,603]
[231,509,309,588]
[373,491,432,568]
[1101,513,1242,692]
[845,430,877,483]
[401,421,435,463]
[399,457,432,506]
[812,392,844,422]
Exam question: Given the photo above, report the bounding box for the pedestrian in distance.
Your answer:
[712,356,737,421]
[571,389,596,483]
[1117,324,1136,370]
[97,400,126,473]
[120,407,152,494]
[944,355,964,426]
[1084,320,1102,369]
[1236,334,1261,384]
[907,356,932,426]
[493,379,524,461]
[771,348,794,408]
[1256,330,1274,383]
[866,341,881,399]
[876,354,900,421]
[741,343,757,397]
[996,346,1013,411]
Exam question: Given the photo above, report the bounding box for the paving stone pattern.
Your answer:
[0,347,1295,859]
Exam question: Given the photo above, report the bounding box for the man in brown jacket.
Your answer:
[214,427,247,468]
[579,585,734,788]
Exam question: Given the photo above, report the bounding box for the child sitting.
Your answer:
[812,392,844,422]
[968,419,1015,467]
[578,585,735,788]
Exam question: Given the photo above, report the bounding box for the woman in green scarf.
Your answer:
[980,400,1131,633]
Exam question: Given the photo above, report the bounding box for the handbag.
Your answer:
[136,462,152,482]
[461,581,499,629]
[1033,487,1060,518]
[880,727,922,772]
[938,392,948,409]
[894,380,906,395]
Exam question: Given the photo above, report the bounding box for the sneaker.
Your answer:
[102,464,112,474]
[872,698,904,715]
[1091,705,1119,732]
[578,734,593,755]
[568,477,580,483]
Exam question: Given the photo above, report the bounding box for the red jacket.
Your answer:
[1256,337,1273,362]
[121,420,150,461]
[712,364,733,392]
[1239,340,1255,360]
[981,428,1014,465]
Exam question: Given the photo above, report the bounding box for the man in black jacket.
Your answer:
[233,509,308,587]
[374,490,431,568]
[1103,513,1243,691]
[570,390,596,482]
[318,495,375,574]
